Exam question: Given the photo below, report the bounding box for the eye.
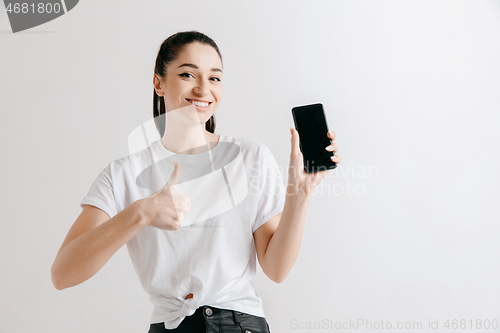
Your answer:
[179,73,193,78]
[210,77,221,82]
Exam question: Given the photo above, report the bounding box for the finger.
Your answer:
[167,161,182,190]
[330,154,341,163]
[325,142,338,153]
[327,131,337,141]
[290,127,301,157]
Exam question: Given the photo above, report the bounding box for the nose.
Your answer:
[193,80,209,96]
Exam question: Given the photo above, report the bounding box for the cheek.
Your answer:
[214,87,223,101]
[167,79,187,95]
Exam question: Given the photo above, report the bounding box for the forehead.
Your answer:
[173,42,222,70]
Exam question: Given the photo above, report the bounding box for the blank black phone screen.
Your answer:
[291,103,337,173]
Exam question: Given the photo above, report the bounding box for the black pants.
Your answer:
[148,305,271,333]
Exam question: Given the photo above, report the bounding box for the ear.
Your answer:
[154,75,165,96]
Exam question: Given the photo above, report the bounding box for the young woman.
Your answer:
[51,31,341,333]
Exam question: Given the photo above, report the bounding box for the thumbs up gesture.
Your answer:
[138,161,191,231]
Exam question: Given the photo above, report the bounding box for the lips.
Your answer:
[186,98,212,104]
[186,98,213,111]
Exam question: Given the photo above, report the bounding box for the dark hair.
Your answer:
[153,30,223,137]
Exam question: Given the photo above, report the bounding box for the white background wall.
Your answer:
[1,1,499,332]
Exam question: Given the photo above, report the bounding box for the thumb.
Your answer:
[166,160,182,190]
[290,127,301,158]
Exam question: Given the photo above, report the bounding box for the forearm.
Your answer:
[51,201,147,290]
[262,188,311,283]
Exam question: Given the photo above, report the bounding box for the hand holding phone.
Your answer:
[291,103,337,173]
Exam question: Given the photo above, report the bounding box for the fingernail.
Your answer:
[325,145,333,151]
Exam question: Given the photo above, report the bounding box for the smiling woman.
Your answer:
[52,30,340,333]
[152,32,223,139]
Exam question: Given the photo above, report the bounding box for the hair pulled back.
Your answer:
[153,30,222,137]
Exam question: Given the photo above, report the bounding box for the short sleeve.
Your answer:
[252,145,286,233]
[80,163,117,219]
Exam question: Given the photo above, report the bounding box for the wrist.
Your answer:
[286,183,312,201]
[130,199,150,229]
[286,183,312,198]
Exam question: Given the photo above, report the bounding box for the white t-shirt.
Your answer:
[80,134,286,329]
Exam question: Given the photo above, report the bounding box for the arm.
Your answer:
[254,128,341,283]
[51,201,146,290]
[52,161,187,290]
[254,191,310,283]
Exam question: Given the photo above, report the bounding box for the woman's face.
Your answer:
[156,42,223,125]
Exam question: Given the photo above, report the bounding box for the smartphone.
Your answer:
[291,103,337,173]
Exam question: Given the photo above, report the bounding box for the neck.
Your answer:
[161,105,218,155]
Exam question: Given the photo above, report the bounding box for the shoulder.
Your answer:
[104,143,154,178]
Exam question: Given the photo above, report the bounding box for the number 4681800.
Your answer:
[444,319,498,330]
[6,2,62,14]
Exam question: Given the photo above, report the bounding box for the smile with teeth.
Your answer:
[187,99,211,107]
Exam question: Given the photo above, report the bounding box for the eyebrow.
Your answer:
[177,63,222,73]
